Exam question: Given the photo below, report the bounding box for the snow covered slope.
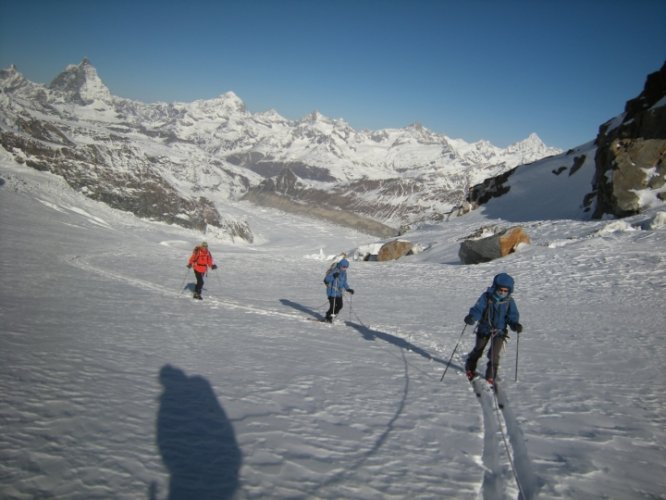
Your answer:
[1,150,665,499]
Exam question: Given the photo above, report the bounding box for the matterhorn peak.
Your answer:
[1,63,20,75]
[48,58,112,105]
[0,64,28,92]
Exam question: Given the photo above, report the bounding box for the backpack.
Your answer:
[323,257,345,284]
[192,246,211,266]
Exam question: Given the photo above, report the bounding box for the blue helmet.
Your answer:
[338,258,350,269]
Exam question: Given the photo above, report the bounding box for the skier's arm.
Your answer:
[468,293,488,321]
[507,300,520,329]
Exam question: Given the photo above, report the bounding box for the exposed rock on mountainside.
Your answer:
[458,226,530,265]
[0,59,561,238]
[591,62,666,218]
[2,129,222,231]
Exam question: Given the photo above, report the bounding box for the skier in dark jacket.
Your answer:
[323,258,354,322]
[464,273,522,384]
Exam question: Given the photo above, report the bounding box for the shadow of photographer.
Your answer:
[155,364,242,499]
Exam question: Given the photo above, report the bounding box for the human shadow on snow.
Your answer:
[345,321,463,372]
[279,298,326,320]
[153,364,242,500]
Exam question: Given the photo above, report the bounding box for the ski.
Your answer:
[469,375,504,409]
[306,317,339,326]
[483,379,505,409]
[468,373,483,398]
[491,381,504,409]
[306,314,342,325]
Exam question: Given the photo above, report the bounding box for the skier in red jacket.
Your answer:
[187,242,217,300]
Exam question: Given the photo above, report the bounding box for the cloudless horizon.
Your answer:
[1,0,665,150]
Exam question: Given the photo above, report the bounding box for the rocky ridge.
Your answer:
[467,62,665,220]
[590,62,666,218]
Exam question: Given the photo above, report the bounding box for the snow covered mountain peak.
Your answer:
[505,132,559,156]
[0,64,33,93]
[48,58,112,105]
[195,91,245,112]
[186,91,247,119]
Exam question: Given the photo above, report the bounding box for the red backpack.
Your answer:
[192,246,211,265]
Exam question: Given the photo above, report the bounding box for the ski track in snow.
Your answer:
[68,250,543,498]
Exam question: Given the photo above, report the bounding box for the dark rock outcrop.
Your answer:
[591,62,666,218]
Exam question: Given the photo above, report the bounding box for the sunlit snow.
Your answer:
[1,156,665,499]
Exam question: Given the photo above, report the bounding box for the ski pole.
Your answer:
[514,332,520,382]
[178,268,190,295]
[440,324,467,382]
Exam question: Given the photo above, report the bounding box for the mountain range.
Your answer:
[1,59,663,241]
[1,59,562,239]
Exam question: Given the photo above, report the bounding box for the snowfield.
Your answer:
[1,157,665,499]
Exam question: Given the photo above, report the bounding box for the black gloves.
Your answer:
[186,264,192,269]
[464,314,476,325]
[211,264,218,270]
[513,323,523,333]
[347,288,354,294]
[333,272,340,279]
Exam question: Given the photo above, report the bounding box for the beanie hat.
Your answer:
[338,258,350,268]
[201,241,208,247]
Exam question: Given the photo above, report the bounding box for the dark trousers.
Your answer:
[465,332,506,380]
[194,271,205,294]
[326,296,343,320]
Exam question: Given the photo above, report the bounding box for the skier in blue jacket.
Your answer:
[323,258,354,322]
[464,273,523,384]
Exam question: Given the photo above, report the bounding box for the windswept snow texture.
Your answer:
[1,157,665,499]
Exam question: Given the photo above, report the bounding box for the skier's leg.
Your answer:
[485,334,505,380]
[465,334,489,373]
[333,296,344,316]
[325,297,336,321]
[194,271,204,295]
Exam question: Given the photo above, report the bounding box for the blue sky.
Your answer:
[1,0,664,149]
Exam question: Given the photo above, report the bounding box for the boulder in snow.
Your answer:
[377,239,414,261]
[459,226,530,265]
